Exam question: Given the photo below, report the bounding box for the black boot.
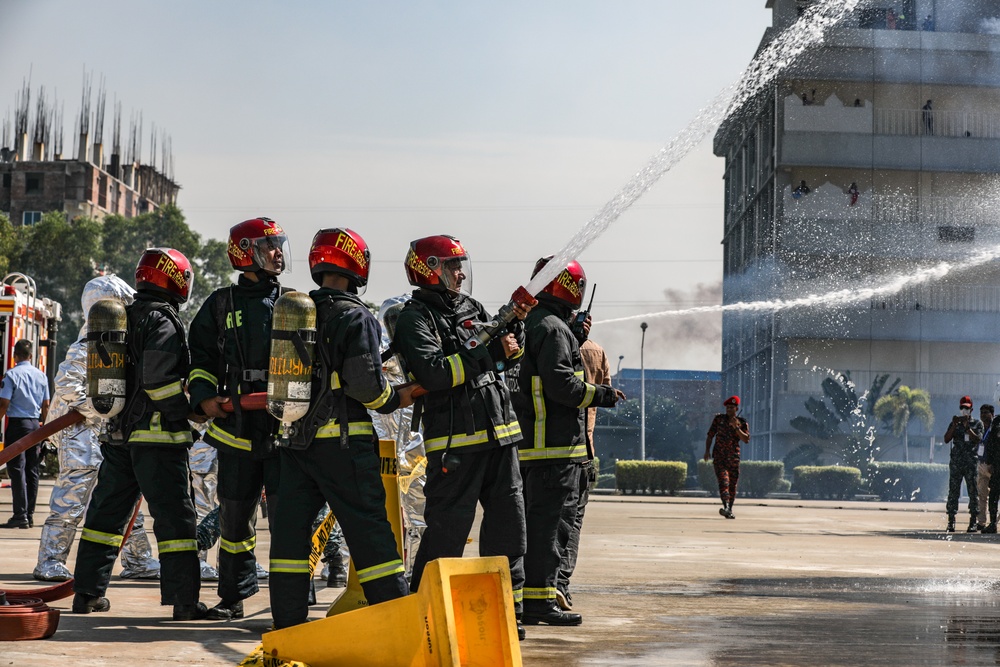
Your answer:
[206,599,244,620]
[522,601,583,626]
[968,516,980,533]
[72,592,110,614]
[947,515,956,532]
[172,601,209,621]
[984,511,998,534]
[326,549,349,588]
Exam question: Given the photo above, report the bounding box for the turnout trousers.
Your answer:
[557,460,594,596]
[73,444,199,605]
[5,418,41,523]
[410,444,526,614]
[947,455,978,518]
[522,462,581,611]
[215,447,280,603]
[269,438,407,629]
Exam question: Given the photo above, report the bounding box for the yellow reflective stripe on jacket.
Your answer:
[220,535,256,554]
[146,379,183,402]
[270,559,311,574]
[188,368,218,387]
[362,382,393,410]
[129,411,193,445]
[518,443,589,462]
[158,538,198,554]
[207,422,252,452]
[445,353,465,388]
[531,376,546,448]
[577,383,596,409]
[315,421,375,440]
[81,528,123,548]
[331,371,342,391]
[356,559,405,584]
[523,587,557,600]
[424,421,522,453]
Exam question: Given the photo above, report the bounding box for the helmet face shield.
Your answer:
[251,234,291,275]
[434,255,473,297]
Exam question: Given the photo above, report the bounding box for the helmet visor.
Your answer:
[437,255,472,296]
[253,234,291,275]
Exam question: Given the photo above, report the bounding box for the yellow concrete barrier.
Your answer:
[262,556,522,667]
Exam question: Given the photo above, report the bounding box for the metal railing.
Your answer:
[875,108,1000,139]
[786,369,999,399]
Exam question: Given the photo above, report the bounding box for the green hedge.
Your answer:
[867,463,949,502]
[596,473,616,489]
[696,460,786,498]
[793,465,862,500]
[615,460,687,495]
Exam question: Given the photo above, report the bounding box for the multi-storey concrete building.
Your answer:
[714,0,1000,462]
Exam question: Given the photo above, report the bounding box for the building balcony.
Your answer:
[785,369,998,410]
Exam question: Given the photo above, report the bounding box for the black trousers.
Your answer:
[73,444,199,605]
[410,444,526,613]
[522,462,581,610]
[215,447,280,603]
[557,460,593,595]
[947,455,978,518]
[269,438,408,629]
[5,418,40,522]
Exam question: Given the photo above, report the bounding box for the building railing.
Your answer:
[875,108,1000,139]
[783,192,1000,228]
[786,369,999,400]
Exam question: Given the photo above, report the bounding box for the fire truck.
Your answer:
[0,272,62,385]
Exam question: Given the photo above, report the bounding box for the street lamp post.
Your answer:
[616,355,624,389]
[640,322,647,461]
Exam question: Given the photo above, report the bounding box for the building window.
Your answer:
[938,226,975,243]
[22,211,42,225]
[25,173,42,194]
[1,173,10,189]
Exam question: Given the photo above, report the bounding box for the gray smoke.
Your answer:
[653,281,723,346]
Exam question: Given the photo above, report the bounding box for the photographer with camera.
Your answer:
[943,395,982,533]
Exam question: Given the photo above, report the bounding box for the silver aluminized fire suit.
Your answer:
[33,274,160,582]
[189,435,220,580]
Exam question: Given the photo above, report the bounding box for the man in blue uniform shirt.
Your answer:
[0,339,51,529]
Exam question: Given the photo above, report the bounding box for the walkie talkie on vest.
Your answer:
[571,283,596,339]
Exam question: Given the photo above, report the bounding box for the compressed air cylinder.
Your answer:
[267,291,317,424]
[86,298,129,417]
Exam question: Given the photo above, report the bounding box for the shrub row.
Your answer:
[697,460,787,498]
[615,460,687,495]
[792,466,862,500]
[866,462,949,502]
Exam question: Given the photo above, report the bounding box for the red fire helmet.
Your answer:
[404,235,473,295]
[531,256,586,309]
[227,217,290,275]
[308,228,371,293]
[135,248,194,304]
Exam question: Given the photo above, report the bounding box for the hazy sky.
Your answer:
[1,1,773,371]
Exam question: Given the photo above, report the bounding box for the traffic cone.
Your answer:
[327,439,405,616]
[262,556,522,667]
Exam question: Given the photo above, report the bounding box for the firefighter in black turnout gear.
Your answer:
[513,257,623,626]
[269,228,413,629]
[187,217,290,620]
[393,235,531,639]
[72,249,208,620]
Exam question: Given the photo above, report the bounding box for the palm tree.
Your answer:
[873,386,935,463]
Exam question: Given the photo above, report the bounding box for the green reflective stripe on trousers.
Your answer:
[356,559,405,583]
[518,443,589,462]
[81,528,123,548]
[207,422,252,451]
[512,588,524,603]
[362,382,393,410]
[577,382,596,409]
[523,587,557,600]
[270,559,311,574]
[445,353,465,388]
[315,421,375,439]
[146,380,183,401]
[158,538,198,554]
[188,368,218,387]
[220,535,256,554]
[424,421,522,453]
[531,376,546,447]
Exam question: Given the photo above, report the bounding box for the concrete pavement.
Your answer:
[2,482,1000,665]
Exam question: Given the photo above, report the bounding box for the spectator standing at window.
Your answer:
[848,182,860,206]
[923,100,934,135]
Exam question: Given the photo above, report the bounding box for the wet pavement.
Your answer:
[2,483,1000,665]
